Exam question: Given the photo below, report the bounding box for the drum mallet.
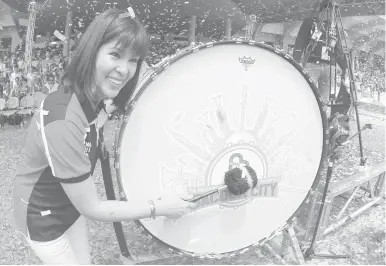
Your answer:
[186,166,258,203]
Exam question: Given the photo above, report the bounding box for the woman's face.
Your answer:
[95,38,139,100]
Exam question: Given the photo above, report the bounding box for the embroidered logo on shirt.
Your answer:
[41,210,51,216]
[84,128,91,155]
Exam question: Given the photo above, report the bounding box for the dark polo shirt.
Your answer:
[13,87,107,241]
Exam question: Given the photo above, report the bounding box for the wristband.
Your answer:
[148,200,156,220]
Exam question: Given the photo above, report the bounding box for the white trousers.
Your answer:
[25,216,91,265]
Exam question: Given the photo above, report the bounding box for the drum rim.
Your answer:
[114,39,329,257]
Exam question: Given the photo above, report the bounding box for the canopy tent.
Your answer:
[0,1,17,29]
[1,0,384,55]
[0,1,26,33]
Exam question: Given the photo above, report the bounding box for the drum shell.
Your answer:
[115,40,329,256]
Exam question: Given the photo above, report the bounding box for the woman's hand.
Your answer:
[154,195,196,219]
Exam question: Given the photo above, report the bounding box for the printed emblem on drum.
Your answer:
[161,88,302,210]
[239,56,255,71]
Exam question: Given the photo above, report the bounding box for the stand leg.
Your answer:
[323,197,382,236]
[280,234,290,258]
[318,199,333,240]
[336,9,366,166]
[99,147,131,258]
[374,173,385,198]
[283,224,305,264]
[260,226,305,265]
[368,179,375,198]
[264,242,287,264]
[337,186,359,219]
[304,157,350,261]
[303,189,320,246]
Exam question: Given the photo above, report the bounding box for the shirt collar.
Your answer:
[80,95,98,125]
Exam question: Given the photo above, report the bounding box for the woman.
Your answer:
[13,8,195,265]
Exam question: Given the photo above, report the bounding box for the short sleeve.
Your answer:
[43,120,91,183]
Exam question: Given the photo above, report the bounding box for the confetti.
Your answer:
[0,0,384,73]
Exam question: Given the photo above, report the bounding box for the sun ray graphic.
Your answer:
[162,87,304,208]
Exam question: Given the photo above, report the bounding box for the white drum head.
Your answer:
[116,41,327,255]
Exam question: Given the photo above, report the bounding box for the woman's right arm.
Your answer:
[44,120,194,222]
[61,177,194,222]
[61,178,153,222]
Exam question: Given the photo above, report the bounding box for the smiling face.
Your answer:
[94,39,139,100]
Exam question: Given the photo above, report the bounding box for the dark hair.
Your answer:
[60,8,149,112]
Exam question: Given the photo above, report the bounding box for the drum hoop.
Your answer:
[114,39,329,258]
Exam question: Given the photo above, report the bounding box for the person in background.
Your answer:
[42,74,54,94]
[18,77,28,101]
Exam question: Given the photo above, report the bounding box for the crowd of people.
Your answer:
[0,44,67,101]
[145,40,187,66]
[0,35,384,115]
[354,52,385,101]
[0,39,187,102]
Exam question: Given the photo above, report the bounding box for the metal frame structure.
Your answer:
[322,162,385,236]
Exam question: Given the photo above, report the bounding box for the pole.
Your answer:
[63,10,73,59]
[282,22,291,52]
[24,0,37,75]
[45,31,51,47]
[245,14,256,41]
[225,19,232,40]
[189,16,196,45]
[336,7,366,165]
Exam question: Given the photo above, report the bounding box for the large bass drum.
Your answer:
[115,40,328,256]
